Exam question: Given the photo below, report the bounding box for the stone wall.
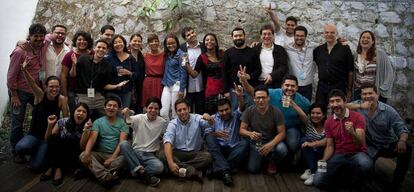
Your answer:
[33,0,414,120]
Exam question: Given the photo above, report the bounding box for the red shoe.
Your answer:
[267,161,277,175]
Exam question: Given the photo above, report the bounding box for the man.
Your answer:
[313,89,372,190]
[313,24,354,106]
[265,5,297,46]
[45,25,70,78]
[161,98,213,180]
[180,27,204,114]
[7,23,48,162]
[71,40,128,121]
[253,24,289,88]
[120,97,167,186]
[347,83,411,189]
[285,26,317,101]
[80,97,129,187]
[242,74,310,157]
[239,85,288,174]
[99,25,115,44]
[223,27,261,110]
[205,85,248,186]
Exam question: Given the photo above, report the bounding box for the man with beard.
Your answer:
[45,25,70,78]
[253,24,289,89]
[313,89,372,190]
[180,27,204,114]
[7,23,48,163]
[223,27,261,110]
[347,83,411,190]
[241,74,310,158]
[313,24,354,107]
[265,5,297,47]
[80,96,129,187]
[99,25,115,44]
[284,26,317,101]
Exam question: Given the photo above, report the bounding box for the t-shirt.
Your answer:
[324,109,366,154]
[92,116,129,153]
[241,105,284,143]
[268,89,310,128]
[274,29,294,47]
[130,114,167,152]
[75,55,114,94]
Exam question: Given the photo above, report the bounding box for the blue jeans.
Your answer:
[106,91,132,108]
[313,152,373,189]
[120,141,164,175]
[205,135,249,172]
[15,135,48,171]
[230,88,253,111]
[300,136,324,173]
[247,141,288,173]
[285,127,301,154]
[298,84,312,102]
[9,90,34,152]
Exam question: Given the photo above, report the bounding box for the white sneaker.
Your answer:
[300,169,311,180]
[304,174,314,186]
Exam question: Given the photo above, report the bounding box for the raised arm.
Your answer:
[265,4,281,33]
[21,57,44,104]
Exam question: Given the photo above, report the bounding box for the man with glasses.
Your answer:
[45,25,70,78]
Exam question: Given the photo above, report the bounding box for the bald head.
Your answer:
[323,24,337,44]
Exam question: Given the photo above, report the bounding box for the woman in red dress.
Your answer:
[142,34,164,106]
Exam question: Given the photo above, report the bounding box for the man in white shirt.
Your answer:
[45,25,70,78]
[265,6,297,47]
[284,26,317,101]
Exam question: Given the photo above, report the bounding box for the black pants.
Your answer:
[186,91,204,115]
[316,81,347,107]
[47,134,81,171]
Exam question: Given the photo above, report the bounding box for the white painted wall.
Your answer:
[0,0,39,126]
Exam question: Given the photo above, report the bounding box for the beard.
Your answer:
[233,39,245,47]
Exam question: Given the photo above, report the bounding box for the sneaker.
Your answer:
[300,169,312,180]
[143,173,160,187]
[304,174,314,186]
[267,161,277,175]
[13,154,27,164]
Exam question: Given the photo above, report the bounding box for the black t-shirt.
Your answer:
[223,47,261,92]
[29,94,60,139]
[313,43,354,83]
[75,55,114,94]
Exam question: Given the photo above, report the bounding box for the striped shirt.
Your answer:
[354,55,377,89]
[304,119,325,142]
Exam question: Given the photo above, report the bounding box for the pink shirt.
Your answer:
[7,45,47,93]
[325,109,367,154]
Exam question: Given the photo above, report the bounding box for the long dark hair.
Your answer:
[163,33,180,57]
[309,103,327,126]
[110,34,129,54]
[66,102,90,132]
[202,33,220,58]
[129,33,144,62]
[356,30,376,62]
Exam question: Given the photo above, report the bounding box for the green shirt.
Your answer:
[92,116,129,153]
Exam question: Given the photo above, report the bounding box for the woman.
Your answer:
[352,30,395,103]
[106,34,138,108]
[160,34,187,120]
[40,103,91,186]
[60,31,94,112]
[142,33,165,107]
[129,33,146,113]
[186,33,223,114]
[292,102,327,186]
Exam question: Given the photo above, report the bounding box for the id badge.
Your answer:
[299,70,305,80]
[87,88,95,98]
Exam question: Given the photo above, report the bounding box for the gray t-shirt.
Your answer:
[241,105,285,142]
[130,114,167,152]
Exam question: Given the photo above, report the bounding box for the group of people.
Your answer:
[6,6,411,190]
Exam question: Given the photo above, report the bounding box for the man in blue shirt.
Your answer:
[205,85,249,186]
[242,74,310,155]
[161,98,213,180]
[347,83,411,190]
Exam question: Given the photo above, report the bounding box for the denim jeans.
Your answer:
[15,135,48,171]
[313,152,373,189]
[205,135,249,172]
[300,136,324,173]
[106,91,132,108]
[285,127,301,154]
[298,84,312,102]
[9,90,34,152]
[119,141,164,175]
[247,140,288,173]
